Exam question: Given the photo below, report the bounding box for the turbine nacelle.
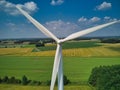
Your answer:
[57,39,65,44]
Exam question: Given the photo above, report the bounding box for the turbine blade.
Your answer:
[16,6,59,42]
[62,21,119,42]
[50,44,62,90]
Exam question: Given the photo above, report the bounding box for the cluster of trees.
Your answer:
[0,75,70,86]
[0,75,41,86]
[35,41,45,47]
[88,65,120,90]
[101,38,120,43]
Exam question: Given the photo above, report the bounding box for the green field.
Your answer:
[0,84,95,90]
[0,56,120,83]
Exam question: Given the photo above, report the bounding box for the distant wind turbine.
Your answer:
[16,5,120,90]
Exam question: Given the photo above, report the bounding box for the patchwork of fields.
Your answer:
[0,41,120,90]
[0,41,120,57]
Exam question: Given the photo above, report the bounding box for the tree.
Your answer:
[30,80,41,86]
[35,41,45,47]
[2,76,9,83]
[22,75,28,85]
[0,77,2,83]
[8,76,16,84]
[63,75,70,85]
[88,65,120,90]
[15,79,21,84]
[46,80,51,85]
[101,38,120,43]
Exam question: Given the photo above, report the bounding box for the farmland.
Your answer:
[0,40,120,90]
[0,40,120,57]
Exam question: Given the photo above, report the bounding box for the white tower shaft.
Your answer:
[58,44,63,90]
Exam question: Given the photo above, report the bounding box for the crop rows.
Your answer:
[0,48,33,56]
[0,46,119,57]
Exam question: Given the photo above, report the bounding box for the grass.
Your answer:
[62,41,101,49]
[0,56,120,83]
[0,84,95,90]
[22,44,35,48]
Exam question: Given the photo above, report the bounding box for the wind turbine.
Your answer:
[16,5,120,90]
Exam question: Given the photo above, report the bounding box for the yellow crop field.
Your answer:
[62,46,120,57]
[0,43,119,57]
[0,48,33,56]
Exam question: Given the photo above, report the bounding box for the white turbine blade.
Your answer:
[16,5,59,42]
[61,21,119,42]
[50,44,62,90]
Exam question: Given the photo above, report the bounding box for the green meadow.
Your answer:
[0,56,120,83]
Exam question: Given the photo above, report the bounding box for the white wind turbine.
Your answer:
[16,6,120,90]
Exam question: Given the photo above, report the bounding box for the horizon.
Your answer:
[0,35,120,41]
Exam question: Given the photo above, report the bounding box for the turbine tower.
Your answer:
[16,6,120,90]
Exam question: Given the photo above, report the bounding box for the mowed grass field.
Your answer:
[0,56,120,82]
[0,84,95,90]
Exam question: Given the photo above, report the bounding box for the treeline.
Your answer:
[101,38,120,43]
[13,39,55,45]
[0,75,41,85]
[88,65,120,90]
[0,75,70,86]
